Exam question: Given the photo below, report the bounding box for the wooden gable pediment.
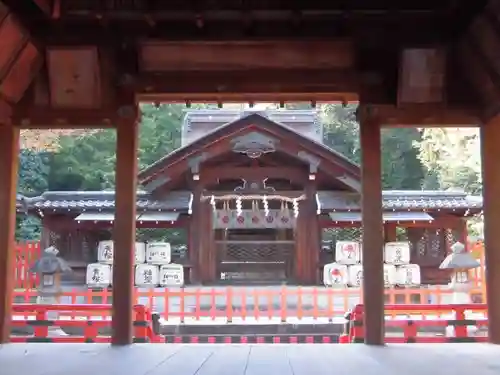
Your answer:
[139,112,361,193]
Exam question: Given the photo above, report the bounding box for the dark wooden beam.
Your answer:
[200,166,308,185]
[138,40,354,71]
[30,15,454,43]
[11,106,118,128]
[359,104,481,127]
[136,69,364,103]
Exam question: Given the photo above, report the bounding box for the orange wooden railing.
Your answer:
[12,286,483,322]
[10,303,160,343]
[341,303,488,344]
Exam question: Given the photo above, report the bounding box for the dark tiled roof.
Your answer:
[21,191,192,212]
[19,189,482,213]
[318,190,482,211]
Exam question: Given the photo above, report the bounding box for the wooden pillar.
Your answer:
[188,183,203,284]
[360,116,385,345]
[0,125,19,343]
[480,118,500,344]
[294,201,307,283]
[112,111,139,345]
[457,219,468,250]
[199,201,216,283]
[305,181,321,284]
[384,223,397,243]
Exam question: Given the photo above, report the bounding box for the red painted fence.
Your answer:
[14,242,40,289]
[10,303,160,343]
[341,303,488,343]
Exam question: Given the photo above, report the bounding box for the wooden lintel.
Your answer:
[201,166,308,185]
[138,40,354,72]
[11,106,118,128]
[136,69,363,102]
[364,104,481,127]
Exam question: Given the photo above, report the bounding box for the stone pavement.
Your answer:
[1,343,500,375]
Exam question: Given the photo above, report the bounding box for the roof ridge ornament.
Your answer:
[230,131,278,158]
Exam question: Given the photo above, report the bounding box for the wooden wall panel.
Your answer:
[0,42,41,103]
[469,15,500,78]
[0,14,28,81]
[46,47,102,108]
[398,48,446,105]
[457,40,500,111]
[139,40,354,72]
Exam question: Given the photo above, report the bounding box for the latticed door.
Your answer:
[216,239,294,283]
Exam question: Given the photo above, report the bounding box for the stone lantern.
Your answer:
[439,241,480,303]
[30,246,72,301]
[439,241,481,337]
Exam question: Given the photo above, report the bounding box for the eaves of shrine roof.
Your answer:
[318,191,482,212]
[138,112,360,187]
[19,190,482,214]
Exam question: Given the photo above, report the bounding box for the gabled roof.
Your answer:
[138,112,360,190]
[18,190,482,215]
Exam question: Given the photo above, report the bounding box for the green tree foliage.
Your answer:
[16,149,50,240]
[18,149,50,195]
[47,104,186,190]
[417,128,481,194]
[321,104,426,189]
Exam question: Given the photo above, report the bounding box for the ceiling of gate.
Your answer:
[0,0,497,128]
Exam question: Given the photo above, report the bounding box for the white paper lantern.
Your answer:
[146,242,171,264]
[396,264,421,286]
[384,241,411,265]
[134,264,159,287]
[135,242,146,264]
[335,241,361,265]
[159,264,184,287]
[86,263,112,287]
[383,264,397,287]
[347,264,363,287]
[323,263,348,287]
[97,240,114,264]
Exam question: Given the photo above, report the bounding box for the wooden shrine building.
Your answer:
[2,0,500,346]
[17,109,483,286]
